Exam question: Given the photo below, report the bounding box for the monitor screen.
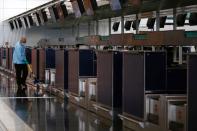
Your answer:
[17,18,22,28]
[35,12,41,25]
[56,3,64,20]
[71,0,83,18]
[176,14,186,27]
[48,6,57,22]
[83,0,94,15]
[52,5,59,20]
[189,13,197,26]
[60,2,68,17]
[14,20,18,29]
[41,10,48,22]
[9,21,14,30]
[28,15,34,26]
[23,17,29,28]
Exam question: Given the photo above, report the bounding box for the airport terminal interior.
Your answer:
[0,0,197,131]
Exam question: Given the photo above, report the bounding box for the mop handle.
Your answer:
[27,64,32,73]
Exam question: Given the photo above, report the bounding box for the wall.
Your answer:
[1,13,197,47]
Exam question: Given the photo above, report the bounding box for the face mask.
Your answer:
[21,43,25,45]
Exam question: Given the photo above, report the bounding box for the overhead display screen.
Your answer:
[71,0,83,18]
[83,0,94,15]
[56,3,65,20]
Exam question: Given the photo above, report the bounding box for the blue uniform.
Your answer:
[13,42,27,64]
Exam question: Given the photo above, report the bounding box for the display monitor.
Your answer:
[9,21,14,30]
[41,9,48,22]
[189,13,197,26]
[113,22,120,31]
[176,14,187,27]
[160,16,167,28]
[23,17,29,28]
[28,15,34,26]
[147,18,155,29]
[124,20,132,30]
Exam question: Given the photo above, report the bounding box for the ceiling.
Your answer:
[6,0,197,28]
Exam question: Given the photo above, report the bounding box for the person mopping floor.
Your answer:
[13,37,29,92]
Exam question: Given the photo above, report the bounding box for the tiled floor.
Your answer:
[0,72,124,131]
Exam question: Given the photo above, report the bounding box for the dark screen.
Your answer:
[28,15,34,26]
[145,52,166,91]
[53,5,59,20]
[113,22,120,31]
[79,50,96,76]
[123,52,144,119]
[41,10,48,22]
[14,20,18,29]
[124,21,132,30]
[176,14,186,27]
[60,3,68,17]
[45,48,55,69]
[160,16,167,28]
[189,13,197,26]
[9,21,14,30]
[23,17,29,27]
[147,18,155,29]
[132,19,140,30]
[188,54,197,131]
[17,19,22,28]
[35,13,41,24]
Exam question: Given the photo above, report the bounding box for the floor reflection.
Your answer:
[0,73,124,131]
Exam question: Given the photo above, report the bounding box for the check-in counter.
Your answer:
[1,48,9,69]
[31,48,39,79]
[55,49,68,91]
[68,49,97,108]
[38,48,45,82]
[187,53,197,131]
[161,95,187,131]
[119,51,166,130]
[167,66,187,94]
[44,48,55,85]
[95,51,122,120]
[8,47,14,71]
[87,78,97,113]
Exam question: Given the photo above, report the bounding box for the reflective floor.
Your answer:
[0,72,125,131]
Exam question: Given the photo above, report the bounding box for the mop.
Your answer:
[27,64,41,96]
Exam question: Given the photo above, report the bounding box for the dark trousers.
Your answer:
[15,64,28,89]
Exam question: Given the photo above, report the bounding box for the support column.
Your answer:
[156,10,160,31]
[88,21,91,36]
[152,11,160,51]
[96,20,99,35]
[121,16,124,34]
[179,47,183,64]
[173,8,183,64]
[173,8,177,30]
[109,18,111,35]
[136,14,139,34]
[77,23,79,38]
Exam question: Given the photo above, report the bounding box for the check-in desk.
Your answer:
[119,51,166,131]
[68,49,97,109]
[94,51,122,120]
